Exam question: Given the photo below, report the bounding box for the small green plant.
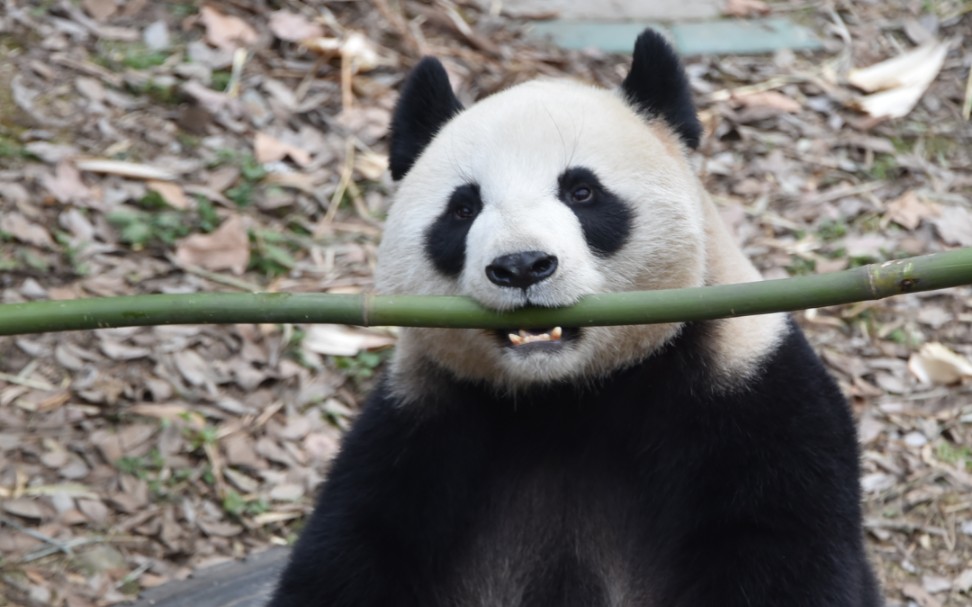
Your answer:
[116,449,165,479]
[107,207,193,249]
[935,440,972,470]
[867,154,900,181]
[96,41,170,71]
[136,190,170,210]
[240,155,267,182]
[124,49,169,70]
[227,181,258,207]
[171,2,198,18]
[213,150,267,207]
[185,423,219,452]
[785,256,816,276]
[211,69,233,92]
[18,249,50,272]
[177,133,201,151]
[195,196,219,232]
[54,231,91,276]
[847,253,884,268]
[884,327,924,348]
[248,229,297,277]
[816,220,848,243]
[0,254,17,272]
[0,136,29,159]
[222,489,270,519]
[334,350,392,386]
[108,194,222,250]
[128,79,181,105]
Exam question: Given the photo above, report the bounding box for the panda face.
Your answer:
[377,78,708,389]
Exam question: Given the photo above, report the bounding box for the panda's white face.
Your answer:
[377,79,708,390]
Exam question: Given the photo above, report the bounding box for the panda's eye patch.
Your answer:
[557,166,632,257]
[425,183,482,277]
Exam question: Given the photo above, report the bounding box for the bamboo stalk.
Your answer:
[0,249,970,337]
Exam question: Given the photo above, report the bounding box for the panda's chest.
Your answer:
[442,413,658,607]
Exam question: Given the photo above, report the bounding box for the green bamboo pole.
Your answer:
[0,248,970,337]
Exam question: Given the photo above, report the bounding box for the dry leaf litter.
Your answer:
[0,1,970,605]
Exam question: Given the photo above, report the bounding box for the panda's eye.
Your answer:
[453,204,476,220]
[570,184,594,204]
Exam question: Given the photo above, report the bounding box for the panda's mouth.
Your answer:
[496,326,580,350]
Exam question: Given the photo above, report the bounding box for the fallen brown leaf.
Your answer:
[848,41,949,119]
[82,0,117,21]
[199,5,259,52]
[301,325,396,357]
[930,205,972,247]
[0,213,56,249]
[3,497,47,520]
[254,131,312,166]
[40,162,95,207]
[303,31,381,72]
[723,0,771,18]
[175,214,250,275]
[733,90,802,113]
[269,10,325,42]
[147,180,190,210]
[908,343,972,385]
[885,191,939,230]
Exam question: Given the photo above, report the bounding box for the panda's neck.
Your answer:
[698,192,787,383]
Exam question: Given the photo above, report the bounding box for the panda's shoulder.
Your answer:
[700,317,849,424]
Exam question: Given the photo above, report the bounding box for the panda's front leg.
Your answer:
[651,410,881,606]
[662,525,879,607]
[267,390,470,607]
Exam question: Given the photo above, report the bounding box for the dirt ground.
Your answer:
[1,1,971,606]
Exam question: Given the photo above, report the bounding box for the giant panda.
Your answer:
[270,30,882,607]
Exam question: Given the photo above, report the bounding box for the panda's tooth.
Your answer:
[510,328,565,346]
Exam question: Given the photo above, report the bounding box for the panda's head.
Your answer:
[377,30,763,394]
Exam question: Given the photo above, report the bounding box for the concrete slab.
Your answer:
[529,18,821,55]
[528,22,669,54]
[481,0,721,21]
[129,548,289,607]
[671,18,822,55]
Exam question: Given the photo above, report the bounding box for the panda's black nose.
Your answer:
[486,251,558,289]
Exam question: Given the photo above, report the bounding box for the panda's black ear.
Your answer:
[621,29,702,150]
[389,57,464,181]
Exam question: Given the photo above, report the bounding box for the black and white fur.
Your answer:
[270,30,881,607]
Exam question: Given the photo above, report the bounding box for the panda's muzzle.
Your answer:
[483,250,578,349]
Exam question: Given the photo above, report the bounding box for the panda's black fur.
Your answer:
[270,30,881,607]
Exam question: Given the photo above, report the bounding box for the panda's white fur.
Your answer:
[377,78,785,396]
